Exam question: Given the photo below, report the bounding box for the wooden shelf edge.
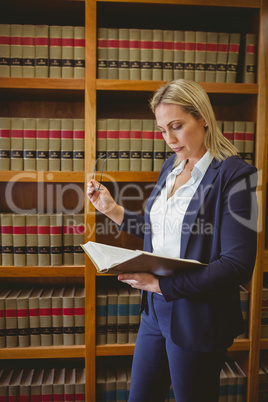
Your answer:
[0,171,85,183]
[0,78,85,91]
[228,339,251,351]
[97,0,260,8]
[0,345,85,359]
[0,266,85,277]
[96,344,135,356]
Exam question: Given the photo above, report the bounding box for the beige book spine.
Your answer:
[223,121,234,144]
[52,287,64,346]
[38,214,50,266]
[163,30,174,82]
[63,287,75,345]
[5,289,22,348]
[153,121,165,171]
[1,214,13,266]
[141,119,154,172]
[96,289,107,345]
[0,117,11,170]
[41,368,55,400]
[11,117,24,170]
[36,118,49,171]
[130,119,142,171]
[49,26,62,78]
[29,288,43,347]
[73,118,85,171]
[20,369,34,398]
[128,288,141,344]
[23,118,36,171]
[74,26,85,79]
[35,25,49,78]
[22,25,35,78]
[243,33,257,84]
[64,368,76,400]
[0,289,11,348]
[108,28,119,79]
[73,214,85,265]
[12,214,26,266]
[244,121,255,165]
[129,29,140,80]
[174,30,184,80]
[195,31,206,82]
[61,118,73,171]
[107,288,118,344]
[50,214,63,266]
[39,288,54,346]
[75,368,85,401]
[62,26,74,78]
[117,288,129,344]
[234,121,245,158]
[0,24,10,77]
[152,29,163,81]
[140,29,153,81]
[215,32,229,83]
[53,368,65,400]
[226,33,241,83]
[17,288,33,348]
[97,28,108,79]
[119,28,129,80]
[106,119,119,171]
[205,32,218,82]
[26,214,38,266]
[96,119,107,170]
[63,214,74,265]
[10,24,23,77]
[184,31,195,81]
[49,118,61,171]
[30,368,44,398]
[8,369,24,399]
[74,287,85,345]
[119,119,130,171]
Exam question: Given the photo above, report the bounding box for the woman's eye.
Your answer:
[173,126,181,131]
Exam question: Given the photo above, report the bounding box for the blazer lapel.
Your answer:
[180,158,222,259]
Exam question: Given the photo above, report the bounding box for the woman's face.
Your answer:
[155,103,207,163]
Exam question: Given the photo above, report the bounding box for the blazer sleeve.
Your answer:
[117,208,145,239]
[159,163,258,301]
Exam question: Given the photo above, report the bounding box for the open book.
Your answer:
[81,241,206,276]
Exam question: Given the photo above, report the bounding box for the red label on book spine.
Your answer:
[0,129,10,138]
[24,129,36,138]
[61,130,73,139]
[37,130,49,139]
[73,130,85,139]
[49,130,61,139]
[13,227,26,234]
[11,129,23,138]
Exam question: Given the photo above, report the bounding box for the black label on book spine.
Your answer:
[38,246,50,255]
[119,151,130,159]
[27,246,38,254]
[53,327,63,334]
[107,151,119,159]
[206,63,216,71]
[152,62,163,69]
[10,58,23,66]
[163,62,173,70]
[185,62,194,71]
[0,150,10,158]
[119,61,129,68]
[64,245,73,254]
[2,246,13,254]
[216,64,227,72]
[74,60,85,68]
[141,61,152,69]
[73,245,83,254]
[36,59,49,67]
[73,151,84,160]
[62,59,74,67]
[61,151,73,159]
[14,246,26,254]
[50,246,63,255]
[154,151,165,159]
[49,59,62,67]
[0,57,10,66]
[40,327,53,335]
[11,150,23,158]
[37,151,49,159]
[246,65,256,74]
[129,61,140,69]
[24,150,36,158]
[174,62,184,71]
[195,63,205,71]
[23,58,35,67]
[227,64,237,72]
[97,60,108,68]
[141,151,153,159]
[108,60,119,68]
[75,326,85,334]
[130,151,141,159]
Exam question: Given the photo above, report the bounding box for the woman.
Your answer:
[87,79,258,401]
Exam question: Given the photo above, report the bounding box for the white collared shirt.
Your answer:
[150,151,213,259]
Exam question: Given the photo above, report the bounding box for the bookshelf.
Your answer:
[0,0,267,401]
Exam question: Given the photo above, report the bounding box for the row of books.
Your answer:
[0,286,85,349]
[97,287,141,345]
[96,118,255,172]
[0,367,85,401]
[259,360,268,402]
[261,287,268,338]
[96,359,246,402]
[0,24,85,79]
[0,213,85,267]
[97,28,256,84]
[0,117,85,172]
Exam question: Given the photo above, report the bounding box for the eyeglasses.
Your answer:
[91,154,112,191]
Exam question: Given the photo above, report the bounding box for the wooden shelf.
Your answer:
[260,339,268,349]
[228,339,251,351]
[97,0,260,7]
[0,171,84,183]
[0,266,84,278]
[263,250,268,272]
[0,78,85,91]
[0,345,85,360]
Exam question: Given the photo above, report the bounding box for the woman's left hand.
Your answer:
[118,272,161,293]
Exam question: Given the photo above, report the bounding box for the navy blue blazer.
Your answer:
[119,154,258,352]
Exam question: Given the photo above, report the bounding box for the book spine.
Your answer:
[26,214,38,266]
[205,32,218,82]
[5,289,21,348]
[63,287,75,345]
[107,289,118,344]
[173,30,184,80]
[223,121,234,144]
[10,24,23,77]
[184,31,195,81]
[74,287,85,345]
[73,118,85,171]
[96,290,107,345]
[73,214,85,265]
[97,28,108,79]
[215,32,229,83]
[129,29,140,80]
[61,118,73,171]
[23,118,36,171]
[117,289,129,344]
[49,26,62,78]
[38,214,50,266]
[40,289,53,346]
[0,24,10,77]
[64,368,76,402]
[74,26,85,79]
[49,118,61,171]
[130,119,142,171]
[243,33,257,84]
[12,214,26,266]
[63,214,74,265]
[35,25,49,78]
[118,119,130,171]
[152,29,163,81]
[22,25,35,78]
[118,28,129,80]
[75,368,85,402]
[226,33,241,83]
[128,290,141,343]
[140,29,153,81]
[195,31,206,82]
[96,119,107,170]
[36,118,49,171]
[244,121,255,165]
[107,28,119,79]
[106,119,119,171]
[52,288,64,346]
[153,121,165,171]
[50,214,63,266]
[11,118,24,171]
[141,119,154,172]
[233,121,245,159]
[0,117,11,170]
[0,289,11,348]
[163,30,174,82]
[62,26,74,78]
[17,290,32,348]
[29,289,42,347]
[1,214,13,266]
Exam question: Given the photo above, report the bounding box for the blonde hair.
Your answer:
[150,79,237,161]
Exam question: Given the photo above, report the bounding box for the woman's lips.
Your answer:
[172,147,184,152]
